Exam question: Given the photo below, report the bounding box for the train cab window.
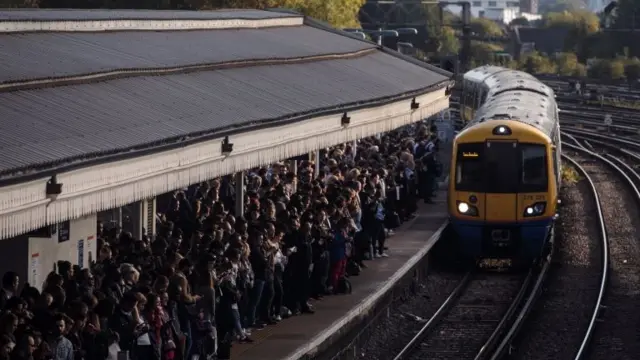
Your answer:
[455,143,484,192]
[521,144,548,192]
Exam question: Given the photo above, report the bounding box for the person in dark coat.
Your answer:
[287,222,314,315]
[246,233,267,329]
[108,292,140,353]
[0,272,19,311]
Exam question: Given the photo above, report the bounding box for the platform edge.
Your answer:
[283,220,449,360]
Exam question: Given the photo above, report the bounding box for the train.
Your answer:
[447,66,561,266]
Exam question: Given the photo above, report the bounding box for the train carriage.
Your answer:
[460,66,509,123]
[449,66,561,265]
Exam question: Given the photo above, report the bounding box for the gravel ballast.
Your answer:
[355,271,463,360]
[510,170,603,359]
[410,273,525,360]
[567,150,640,360]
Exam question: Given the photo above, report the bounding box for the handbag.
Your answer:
[384,211,401,229]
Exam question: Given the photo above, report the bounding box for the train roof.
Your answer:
[486,73,554,98]
[463,65,509,83]
[470,90,558,138]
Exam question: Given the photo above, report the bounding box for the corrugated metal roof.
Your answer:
[0,9,296,21]
[0,26,374,83]
[0,52,448,174]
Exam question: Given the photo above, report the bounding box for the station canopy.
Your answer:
[0,8,453,239]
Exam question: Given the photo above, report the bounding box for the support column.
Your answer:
[117,207,123,230]
[235,172,245,218]
[144,198,156,240]
[130,201,143,240]
[352,140,357,157]
[290,160,298,193]
[314,150,320,177]
[129,198,156,240]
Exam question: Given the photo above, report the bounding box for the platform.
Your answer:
[232,195,448,360]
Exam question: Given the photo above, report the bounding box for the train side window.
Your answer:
[462,80,468,106]
[477,88,485,107]
[460,80,469,106]
[470,84,476,107]
[479,88,488,106]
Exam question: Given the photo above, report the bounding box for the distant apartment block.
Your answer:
[444,0,540,24]
[519,0,538,14]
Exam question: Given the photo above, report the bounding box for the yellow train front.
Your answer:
[448,120,560,264]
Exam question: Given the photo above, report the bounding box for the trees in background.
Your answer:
[470,17,504,37]
[510,17,530,26]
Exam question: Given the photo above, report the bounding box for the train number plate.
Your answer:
[491,229,511,247]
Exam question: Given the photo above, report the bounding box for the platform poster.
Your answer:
[30,253,39,288]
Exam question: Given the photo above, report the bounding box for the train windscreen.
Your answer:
[455,142,548,193]
[520,144,548,192]
[455,143,485,192]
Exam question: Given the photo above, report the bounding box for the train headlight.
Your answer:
[492,125,512,135]
[524,202,547,217]
[457,201,479,216]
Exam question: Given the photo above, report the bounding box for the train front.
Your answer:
[447,121,558,262]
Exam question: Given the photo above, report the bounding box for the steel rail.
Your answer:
[484,241,554,360]
[474,267,538,360]
[391,272,472,360]
[562,144,615,359]
[393,269,537,360]
[562,128,640,151]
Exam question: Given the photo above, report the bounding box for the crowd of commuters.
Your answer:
[0,121,442,360]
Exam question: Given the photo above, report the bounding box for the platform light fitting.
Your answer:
[341,112,351,126]
[221,136,234,155]
[411,98,420,110]
[46,175,63,200]
[445,85,453,96]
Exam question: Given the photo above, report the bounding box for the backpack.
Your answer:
[336,277,352,294]
[346,260,361,277]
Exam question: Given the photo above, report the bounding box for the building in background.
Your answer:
[480,7,521,24]
[519,0,538,14]
[446,0,540,24]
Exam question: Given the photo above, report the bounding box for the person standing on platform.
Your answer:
[246,232,267,330]
[288,221,314,315]
[329,219,350,291]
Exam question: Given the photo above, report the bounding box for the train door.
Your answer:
[484,140,518,223]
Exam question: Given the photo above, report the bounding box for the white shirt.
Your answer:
[107,343,121,360]
[379,178,387,200]
[136,316,151,346]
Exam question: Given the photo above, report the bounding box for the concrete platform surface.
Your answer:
[232,196,448,360]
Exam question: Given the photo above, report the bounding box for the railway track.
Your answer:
[562,128,640,152]
[561,142,640,359]
[506,149,609,360]
[384,139,613,360]
[391,261,552,360]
